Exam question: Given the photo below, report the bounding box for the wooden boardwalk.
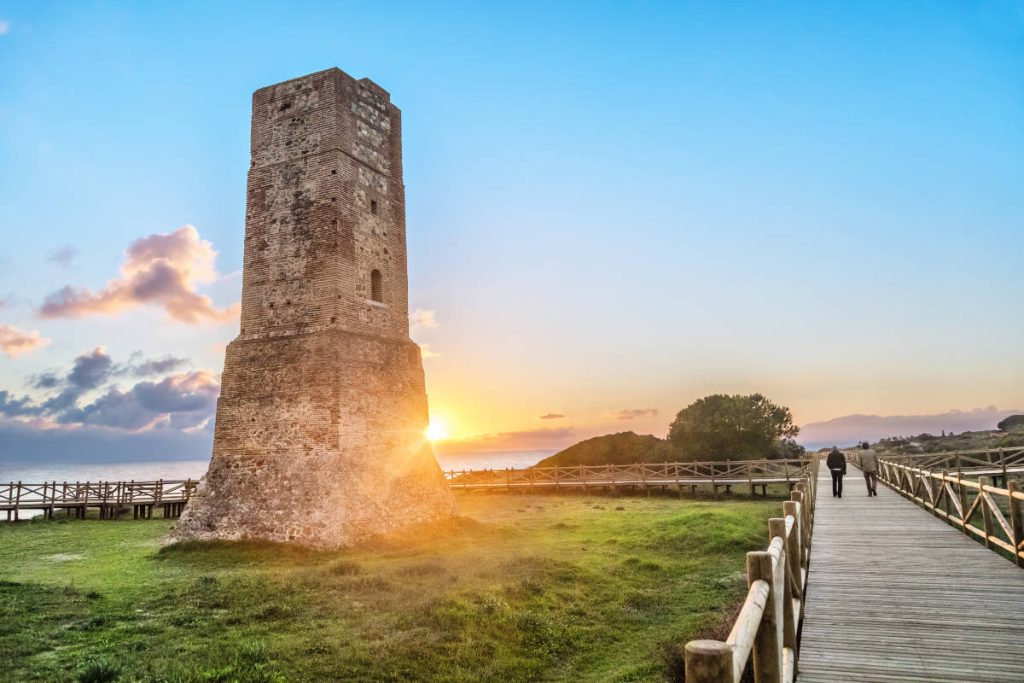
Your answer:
[799,465,1024,682]
[3,459,814,521]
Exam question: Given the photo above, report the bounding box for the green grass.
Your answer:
[0,491,781,682]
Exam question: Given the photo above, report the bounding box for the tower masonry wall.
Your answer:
[169,68,455,547]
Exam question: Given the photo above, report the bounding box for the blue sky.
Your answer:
[1,1,1022,462]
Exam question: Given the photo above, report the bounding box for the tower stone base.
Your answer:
[168,329,456,548]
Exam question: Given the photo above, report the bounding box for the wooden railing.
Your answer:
[865,447,1024,486]
[1,479,198,521]
[684,457,819,682]
[4,459,813,522]
[445,458,813,497]
[871,454,1024,568]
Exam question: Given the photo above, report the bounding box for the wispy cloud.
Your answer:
[125,353,189,377]
[0,20,10,36]
[62,370,219,430]
[614,408,658,420]
[418,342,439,359]
[440,426,577,453]
[410,308,439,329]
[0,325,51,358]
[538,413,565,420]
[2,347,218,432]
[39,225,239,324]
[46,246,78,268]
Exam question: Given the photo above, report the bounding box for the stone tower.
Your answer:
[169,68,456,547]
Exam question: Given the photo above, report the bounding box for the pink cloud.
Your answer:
[0,325,51,358]
[614,408,658,420]
[39,225,239,324]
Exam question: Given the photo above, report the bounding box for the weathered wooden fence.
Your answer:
[864,447,1024,487]
[864,451,1024,568]
[683,457,819,682]
[4,458,813,521]
[1,479,198,521]
[445,458,813,497]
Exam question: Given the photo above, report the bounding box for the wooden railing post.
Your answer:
[769,518,797,655]
[957,474,969,537]
[941,468,951,520]
[979,476,996,551]
[791,490,807,558]
[1008,481,1024,568]
[684,640,732,683]
[747,550,782,683]
[999,448,1008,488]
[783,501,802,598]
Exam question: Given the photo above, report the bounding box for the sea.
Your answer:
[0,450,554,485]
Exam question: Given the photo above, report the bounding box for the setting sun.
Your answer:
[425,419,449,442]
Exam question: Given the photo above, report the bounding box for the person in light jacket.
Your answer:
[859,442,879,496]
[826,446,847,498]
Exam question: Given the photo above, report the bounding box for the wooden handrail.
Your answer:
[684,458,819,682]
[2,479,198,514]
[872,455,1024,568]
[444,458,813,491]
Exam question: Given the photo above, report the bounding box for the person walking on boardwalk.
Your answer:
[859,441,879,496]
[826,446,847,498]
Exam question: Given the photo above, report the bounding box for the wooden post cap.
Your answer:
[685,640,733,682]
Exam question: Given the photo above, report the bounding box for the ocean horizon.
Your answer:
[0,449,556,485]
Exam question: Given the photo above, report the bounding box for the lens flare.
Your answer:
[426,419,448,442]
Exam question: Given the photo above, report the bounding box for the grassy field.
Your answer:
[0,491,781,682]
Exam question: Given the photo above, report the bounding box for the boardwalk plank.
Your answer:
[799,465,1024,682]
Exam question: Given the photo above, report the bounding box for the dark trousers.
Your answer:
[863,471,878,494]
[831,469,844,497]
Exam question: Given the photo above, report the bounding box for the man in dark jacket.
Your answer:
[826,447,847,498]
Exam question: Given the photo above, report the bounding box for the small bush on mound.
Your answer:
[997,414,1024,432]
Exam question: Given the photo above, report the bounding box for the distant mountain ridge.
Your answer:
[798,406,1023,450]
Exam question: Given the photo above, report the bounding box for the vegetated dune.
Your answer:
[535,432,675,467]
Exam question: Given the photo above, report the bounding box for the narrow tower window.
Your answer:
[370,269,383,303]
[370,199,379,215]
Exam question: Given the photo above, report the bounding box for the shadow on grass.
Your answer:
[154,515,501,568]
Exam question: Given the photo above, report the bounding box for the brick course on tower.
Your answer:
[168,68,456,547]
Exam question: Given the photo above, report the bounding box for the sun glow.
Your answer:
[426,419,449,442]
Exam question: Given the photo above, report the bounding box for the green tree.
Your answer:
[668,393,799,461]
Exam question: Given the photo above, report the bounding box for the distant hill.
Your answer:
[875,425,1024,455]
[534,432,673,467]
